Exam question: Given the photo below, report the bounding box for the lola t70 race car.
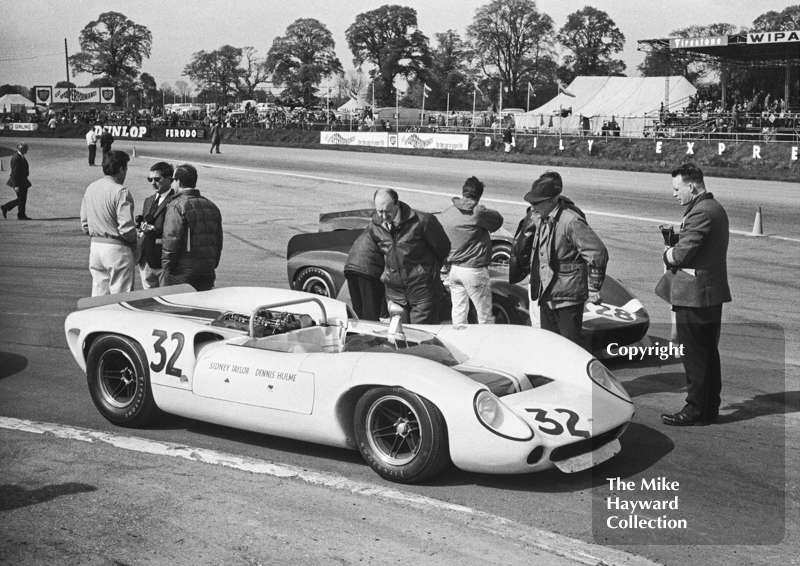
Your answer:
[287,229,650,354]
[65,285,635,484]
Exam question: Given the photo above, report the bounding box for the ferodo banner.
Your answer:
[93,125,151,138]
[164,128,206,139]
[320,132,388,147]
[53,87,116,104]
[398,133,470,151]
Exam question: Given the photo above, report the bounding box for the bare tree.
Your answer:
[336,70,370,101]
[174,80,192,102]
[239,46,270,99]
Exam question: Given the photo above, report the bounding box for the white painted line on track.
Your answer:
[140,156,800,242]
[0,416,662,566]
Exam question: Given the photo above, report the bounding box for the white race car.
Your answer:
[64,285,635,484]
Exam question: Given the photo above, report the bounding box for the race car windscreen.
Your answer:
[342,333,462,367]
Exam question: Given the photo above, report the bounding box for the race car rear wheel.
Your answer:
[354,387,449,483]
[86,334,161,428]
[490,241,512,265]
[492,294,522,325]
[294,267,336,297]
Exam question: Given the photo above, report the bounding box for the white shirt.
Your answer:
[86,130,97,146]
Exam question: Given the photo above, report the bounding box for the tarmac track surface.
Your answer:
[0,138,797,566]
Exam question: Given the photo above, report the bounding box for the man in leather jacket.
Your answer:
[510,171,608,349]
[366,189,450,324]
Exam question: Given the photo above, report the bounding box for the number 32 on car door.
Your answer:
[525,408,590,438]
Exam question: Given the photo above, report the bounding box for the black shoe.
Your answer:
[661,411,709,426]
[17,215,32,220]
[1,206,6,219]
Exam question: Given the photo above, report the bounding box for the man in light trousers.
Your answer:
[438,176,504,324]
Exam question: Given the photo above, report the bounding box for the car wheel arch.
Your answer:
[337,384,453,449]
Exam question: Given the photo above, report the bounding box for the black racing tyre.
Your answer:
[86,334,161,428]
[490,241,512,265]
[294,267,336,297]
[492,294,522,325]
[354,387,449,483]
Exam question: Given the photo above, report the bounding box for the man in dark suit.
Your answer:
[2,142,32,220]
[656,163,732,426]
[99,127,114,158]
[135,162,175,288]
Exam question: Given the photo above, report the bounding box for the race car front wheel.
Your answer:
[354,387,449,483]
[294,267,336,297]
[86,334,161,428]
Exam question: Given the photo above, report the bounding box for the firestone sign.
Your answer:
[670,36,729,49]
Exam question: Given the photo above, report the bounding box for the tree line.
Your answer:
[6,2,795,112]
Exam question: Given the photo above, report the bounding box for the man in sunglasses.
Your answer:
[135,162,176,288]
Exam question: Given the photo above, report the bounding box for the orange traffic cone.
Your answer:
[751,207,764,236]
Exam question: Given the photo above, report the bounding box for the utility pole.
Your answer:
[64,38,72,122]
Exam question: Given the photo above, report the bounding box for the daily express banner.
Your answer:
[53,87,116,104]
[394,133,470,151]
[320,132,389,147]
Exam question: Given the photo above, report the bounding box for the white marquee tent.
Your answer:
[0,93,35,113]
[516,76,697,136]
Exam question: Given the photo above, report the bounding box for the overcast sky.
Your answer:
[0,0,795,91]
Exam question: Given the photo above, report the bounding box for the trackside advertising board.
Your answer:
[320,132,469,151]
[53,87,116,104]
[396,133,470,150]
[93,125,152,138]
[320,132,389,147]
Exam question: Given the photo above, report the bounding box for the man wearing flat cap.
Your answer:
[510,171,608,349]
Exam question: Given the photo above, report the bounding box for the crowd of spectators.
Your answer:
[654,90,797,139]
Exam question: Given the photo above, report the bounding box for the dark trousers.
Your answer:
[674,304,723,420]
[346,273,386,321]
[539,301,587,350]
[168,271,216,292]
[391,295,441,324]
[88,144,96,166]
[210,138,221,153]
[3,186,28,218]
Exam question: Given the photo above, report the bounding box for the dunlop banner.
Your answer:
[93,125,151,139]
